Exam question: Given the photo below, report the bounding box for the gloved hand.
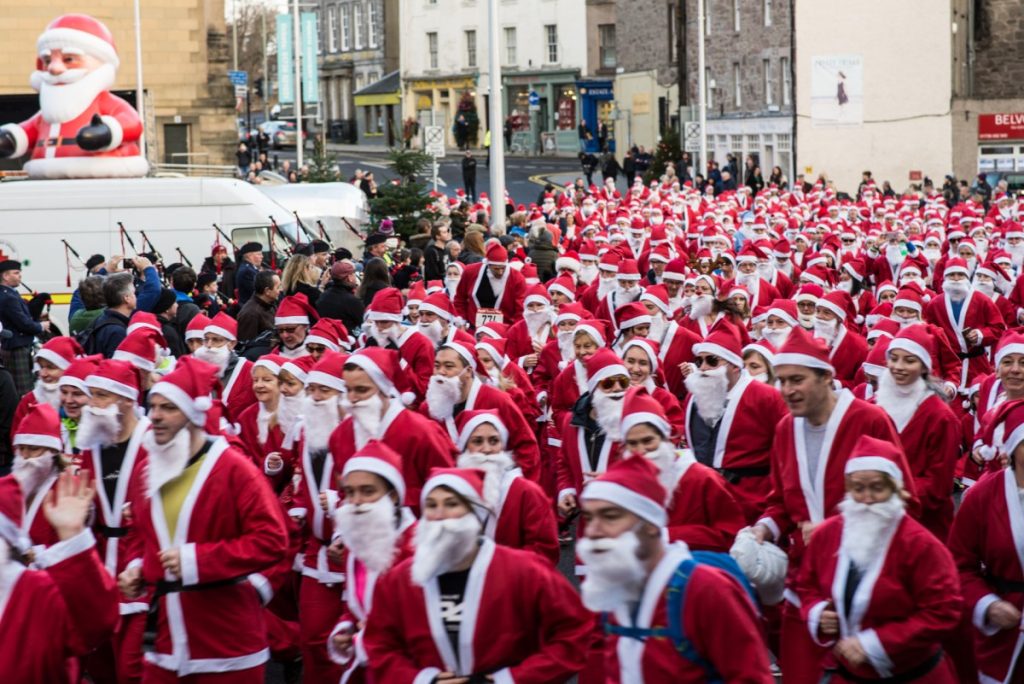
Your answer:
[76,114,112,151]
[0,129,17,157]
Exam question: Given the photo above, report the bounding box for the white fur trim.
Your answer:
[326,621,355,665]
[887,338,931,371]
[581,481,667,527]
[280,361,309,383]
[617,313,652,330]
[418,302,454,321]
[640,292,671,315]
[806,599,836,647]
[623,339,659,372]
[85,374,138,400]
[621,411,670,440]
[274,316,310,326]
[442,342,477,369]
[772,352,835,374]
[205,325,236,341]
[816,298,847,320]
[253,359,283,376]
[693,341,743,369]
[844,456,903,486]
[112,350,155,371]
[996,343,1024,366]
[346,354,395,395]
[556,256,581,273]
[856,628,893,677]
[24,155,148,180]
[575,323,606,348]
[264,454,283,475]
[304,335,340,352]
[492,668,515,684]
[413,668,442,684]
[247,572,273,605]
[38,27,120,67]
[892,298,922,314]
[755,516,780,542]
[421,473,489,520]
[342,455,406,502]
[33,528,97,568]
[973,593,1002,637]
[99,115,123,151]
[12,433,62,451]
[306,370,345,393]
[476,341,503,366]
[184,329,205,341]
[587,363,629,393]
[456,413,509,451]
[1,124,29,158]
[57,376,90,395]
[180,542,199,585]
[367,311,403,322]
[34,348,72,370]
[149,381,206,425]
[766,307,798,327]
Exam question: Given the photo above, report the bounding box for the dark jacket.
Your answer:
[287,281,321,308]
[0,285,42,350]
[89,308,130,358]
[173,290,201,337]
[423,243,448,281]
[360,280,389,308]
[0,364,16,467]
[236,260,260,304]
[458,251,484,266]
[200,257,237,302]
[317,281,365,333]
[160,317,186,358]
[528,230,559,283]
[462,156,477,179]
[236,294,277,343]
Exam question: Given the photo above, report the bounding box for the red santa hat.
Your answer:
[617,259,641,281]
[816,290,852,322]
[149,356,220,426]
[205,311,238,341]
[614,302,651,331]
[862,337,891,378]
[585,348,629,393]
[844,435,906,488]
[441,339,478,371]
[547,275,577,302]
[341,440,407,502]
[523,283,552,308]
[455,409,509,452]
[980,399,1024,459]
[743,340,776,366]
[421,467,492,522]
[622,337,661,373]
[57,354,102,395]
[0,475,29,554]
[127,311,162,336]
[420,292,455,321]
[476,321,508,340]
[892,287,923,314]
[943,257,971,279]
[345,347,403,399]
[640,285,671,317]
[692,323,744,369]
[475,338,507,368]
[574,319,608,349]
[184,313,211,342]
[649,245,672,265]
[842,259,867,283]
[37,14,120,68]
[306,318,348,352]
[766,300,799,327]
[995,332,1024,366]
[580,454,667,527]
[306,350,349,393]
[795,283,824,304]
[556,250,581,274]
[275,294,318,327]
[887,324,935,372]
[281,354,317,384]
[13,402,62,452]
[485,243,509,265]
[598,251,621,274]
[86,359,140,401]
[620,387,671,439]
[252,353,287,377]
[368,287,406,322]
[34,336,83,371]
[113,327,166,371]
[406,281,428,306]
[662,258,689,283]
[867,317,900,344]
[773,326,835,374]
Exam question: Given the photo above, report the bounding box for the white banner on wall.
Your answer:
[810,54,863,127]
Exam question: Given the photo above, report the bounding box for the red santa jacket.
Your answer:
[603,542,773,683]
[531,337,568,397]
[363,539,593,682]
[548,360,589,448]
[556,410,623,503]
[662,454,745,553]
[658,321,702,400]
[505,318,554,374]
[948,468,1024,684]
[287,426,345,584]
[826,325,869,388]
[135,438,289,676]
[392,326,435,406]
[924,291,1005,388]
[23,474,61,552]
[236,402,291,494]
[219,357,257,424]
[0,529,120,683]
[488,469,559,565]
[796,514,961,682]
[454,262,527,328]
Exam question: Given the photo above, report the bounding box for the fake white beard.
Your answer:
[33,63,116,124]
[684,365,730,425]
[923,248,941,264]
[445,276,461,296]
[614,285,642,303]
[524,308,553,337]
[580,264,599,285]
[648,314,666,343]
[689,294,713,320]
[277,393,304,434]
[885,243,903,270]
[12,453,56,496]
[751,372,769,383]
[836,280,854,294]
[426,373,463,420]
[34,380,61,410]
[143,426,193,497]
[411,514,482,586]
[302,395,342,452]
[592,390,626,442]
[577,531,647,612]
[77,403,121,448]
[486,272,505,295]
[557,330,576,363]
[942,279,970,302]
[340,393,385,444]
[1008,244,1024,268]
[333,495,400,573]
[637,442,685,501]
[756,262,775,280]
[597,276,616,300]
[256,404,274,444]
[369,322,398,347]
[278,344,309,359]
[762,326,791,349]
[893,314,918,329]
[457,450,516,507]
[875,371,927,432]
[838,494,905,571]
[737,272,759,290]
[776,260,794,277]
[974,279,996,298]
[194,344,231,376]
[813,317,839,346]
[418,319,445,345]
[899,275,923,289]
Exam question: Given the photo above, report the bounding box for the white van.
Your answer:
[258,182,368,258]
[0,176,302,326]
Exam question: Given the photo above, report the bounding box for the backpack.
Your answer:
[74,316,126,356]
[602,551,758,682]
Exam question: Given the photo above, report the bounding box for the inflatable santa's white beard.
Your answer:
[31,63,115,124]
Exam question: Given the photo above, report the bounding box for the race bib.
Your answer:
[475,308,504,328]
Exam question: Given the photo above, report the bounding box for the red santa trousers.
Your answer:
[298,575,345,684]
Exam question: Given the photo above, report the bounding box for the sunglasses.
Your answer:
[695,355,721,368]
[598,375,630,391]
[276,326,300,335]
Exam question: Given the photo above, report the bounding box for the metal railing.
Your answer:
[151,163,238,178]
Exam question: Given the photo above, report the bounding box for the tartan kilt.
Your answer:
[1,346,34,397]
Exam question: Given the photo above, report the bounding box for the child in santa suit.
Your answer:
[795,436,962,682]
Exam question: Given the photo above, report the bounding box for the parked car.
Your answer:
[260,120,298,149]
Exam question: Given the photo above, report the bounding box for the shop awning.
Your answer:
[355,70,401,106]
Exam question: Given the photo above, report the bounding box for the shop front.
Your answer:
[977,113,1024,190]
[404,75,481,148]
[577,79,615,154]
[503,69,580,154]
[354,71,401,147]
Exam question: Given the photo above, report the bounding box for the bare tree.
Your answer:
[226,0,280,109]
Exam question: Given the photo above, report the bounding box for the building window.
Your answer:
[327,6,338,52]
[465,30,477,68]
[315,10,322,54]
[368,3,379,48]
[504,27,516,66]
[354,2,364,49]
[427,32,438,69]
[733,62,741,106]
[781,56,791,105]
[545,24,558,63]
[598,24,616,69]
[763,59,773,105]
[764,0,772,26]
[341,6,351,51]
[705,67,713,109]
[704,0,711,36]
[733,0,740,32]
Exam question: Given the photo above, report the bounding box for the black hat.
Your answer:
[85,254,106,270]
[333,247,353,262]
[294,243,313,256]
[0,260,21,273]
[197,273,218,289]
[365,233,387,248]
[310,239,330,254]
[164,262,183,279]
[239,242,263,256]
[152,288,177,315]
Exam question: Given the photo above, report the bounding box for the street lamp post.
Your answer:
[133,0,146,160]
[292,0,303,168]
[697,0,707,174]
[487,0,505,230]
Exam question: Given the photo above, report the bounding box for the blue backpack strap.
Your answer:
[665,558,723,683]
[690,550,761,610]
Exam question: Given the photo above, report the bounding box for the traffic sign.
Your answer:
[684,122,702,152]
[234,84,248,98]
[528,91,539,106]
[424,125,445,158]
[228,70,248,86]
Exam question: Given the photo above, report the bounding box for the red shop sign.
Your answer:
[979,113,1024,140]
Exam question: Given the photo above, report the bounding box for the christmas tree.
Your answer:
[644,129,683,184]
[368,148,440,238]
[456,91,480,147]
[303,137,341,183]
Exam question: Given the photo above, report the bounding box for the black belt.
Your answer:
[833,649,942,683]
[717,466,770,484]
[989,575,1024,594]
[957,348,986,360]
[142,577,243,653]
[96,524,127,538]
[35,138,79,148]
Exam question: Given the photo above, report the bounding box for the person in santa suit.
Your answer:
[749,327,915,683]
[969,334,1024,484]
[681,324,788,524]
[363,287,434,405]
[117,356,289,683]
[812,290,868,388]
[578,456,773,683]
[183,313,211,355]
[680,274,750,343]
[837,258,876,329]
[0,14,148,179]
[362,468,593,682]
[455,410,559,564]
[272,294,319,360]
[596,258,646,322]
[734,243,782,310]
[619,387,744,552]
[56,355,101,452]
[949,399,1024,684]
[874,325,962,540]
[641,286,702,400]
[423,339,541,482]
[326,441,418,683]
[112,327,169,399]
[924,257,1005,390]
[531,300,586,398]
[236,354,292,494]
[610,301,653,356]
[328,347,456,512]
[474,337,541,427]
[504,284,557,378]
[304,318,349,360]
[659,258,690,315]
[11,403,68,553]
[621,337,685,438]
[974,259,1017,326]
[796,437,962,683]
[414,291,465,347]
[547,319,609,443]
[454,242,527,328]
[12,336,82,434]
[580,250,621,314]
[192,312,257,424]
[0,471,121,683]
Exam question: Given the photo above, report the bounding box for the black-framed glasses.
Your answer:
[598,375,630,391]
[695,355,721,369]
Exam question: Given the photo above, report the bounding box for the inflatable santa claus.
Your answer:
[0,14,148,179]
